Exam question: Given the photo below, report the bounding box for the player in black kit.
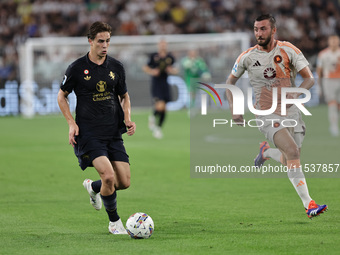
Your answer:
[143,39,178,139]
[57,22,136,235]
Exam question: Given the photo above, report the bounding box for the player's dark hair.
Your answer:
[255,14,276,28]
[87,22,112,40]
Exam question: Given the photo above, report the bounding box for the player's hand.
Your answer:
[151,68,160,76]
[68,123,79,147]
[232,115,245,126]
[125,120,136,136]
[166,66,178,75]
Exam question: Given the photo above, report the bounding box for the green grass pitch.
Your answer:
[0,105,339,255]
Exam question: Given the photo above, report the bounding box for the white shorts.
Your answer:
[257,109,306,148]
[322,78,340,102]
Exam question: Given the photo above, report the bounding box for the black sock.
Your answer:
[91,180,102,193]
[101,191,120,222]
[159,111,166,127]
[153,110,161,126]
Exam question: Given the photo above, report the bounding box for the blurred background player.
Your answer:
[180,49,211,112]
[57,22,136,234]
[226,14,327,219]
[143,39,178,139]
[317,34,340,137]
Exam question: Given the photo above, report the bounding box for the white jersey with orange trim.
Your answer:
[231,40,309,115]
[317,47,340,78]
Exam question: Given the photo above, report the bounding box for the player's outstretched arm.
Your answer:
[142,65,160,76]
[166,65,179,75]
[57,89,79,147]
[286,66,315,102]
[120,92,136,136]
[298,66,315,91]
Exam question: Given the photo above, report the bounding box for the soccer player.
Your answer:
[143,39,178,139]
[317,34,340,137]
[225,14,327,219]
[57,21,136,234]
[181,49,211,110]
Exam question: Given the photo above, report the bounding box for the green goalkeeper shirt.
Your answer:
[181,56,209,87]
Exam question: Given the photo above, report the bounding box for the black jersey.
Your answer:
[147,52,175,102]
[60,53,127,139]
[147,52,175,82]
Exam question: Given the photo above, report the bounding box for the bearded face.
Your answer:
[254,20,275,47]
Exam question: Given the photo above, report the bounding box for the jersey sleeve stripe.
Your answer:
[236,46,257,63]
[277,41,301,54]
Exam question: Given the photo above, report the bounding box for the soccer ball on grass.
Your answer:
[126,212,154,239]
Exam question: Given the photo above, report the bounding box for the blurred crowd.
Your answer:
[0,0,340,84]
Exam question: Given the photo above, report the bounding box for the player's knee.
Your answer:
[122,176,131,189]
[101,173,115,188]
[155,106,163,112]
[122,181,130,190]
[117,178,130,190]
[285,146,300,160]
[155,101,166,112]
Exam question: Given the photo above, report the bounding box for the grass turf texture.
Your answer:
[0,105,339,255]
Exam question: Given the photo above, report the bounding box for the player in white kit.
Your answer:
[317,34,340,136]
[225,14,327,219]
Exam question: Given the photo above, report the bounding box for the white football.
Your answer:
[126,212,154,239]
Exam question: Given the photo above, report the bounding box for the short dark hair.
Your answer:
[255,14,276,28]
[87,22,112,40]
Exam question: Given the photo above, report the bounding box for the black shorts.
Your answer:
[74,137,129,170]
[151,81,171,103]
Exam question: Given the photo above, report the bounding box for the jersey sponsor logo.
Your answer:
[274,55,282,63]
[264,67,276,79]
[84,75,91,81]
[96,81,107,92]
[93,81,111,102]
[252,60,261,67]
[109,71,115,80]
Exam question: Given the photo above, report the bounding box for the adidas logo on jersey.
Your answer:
[253,61,261,67]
